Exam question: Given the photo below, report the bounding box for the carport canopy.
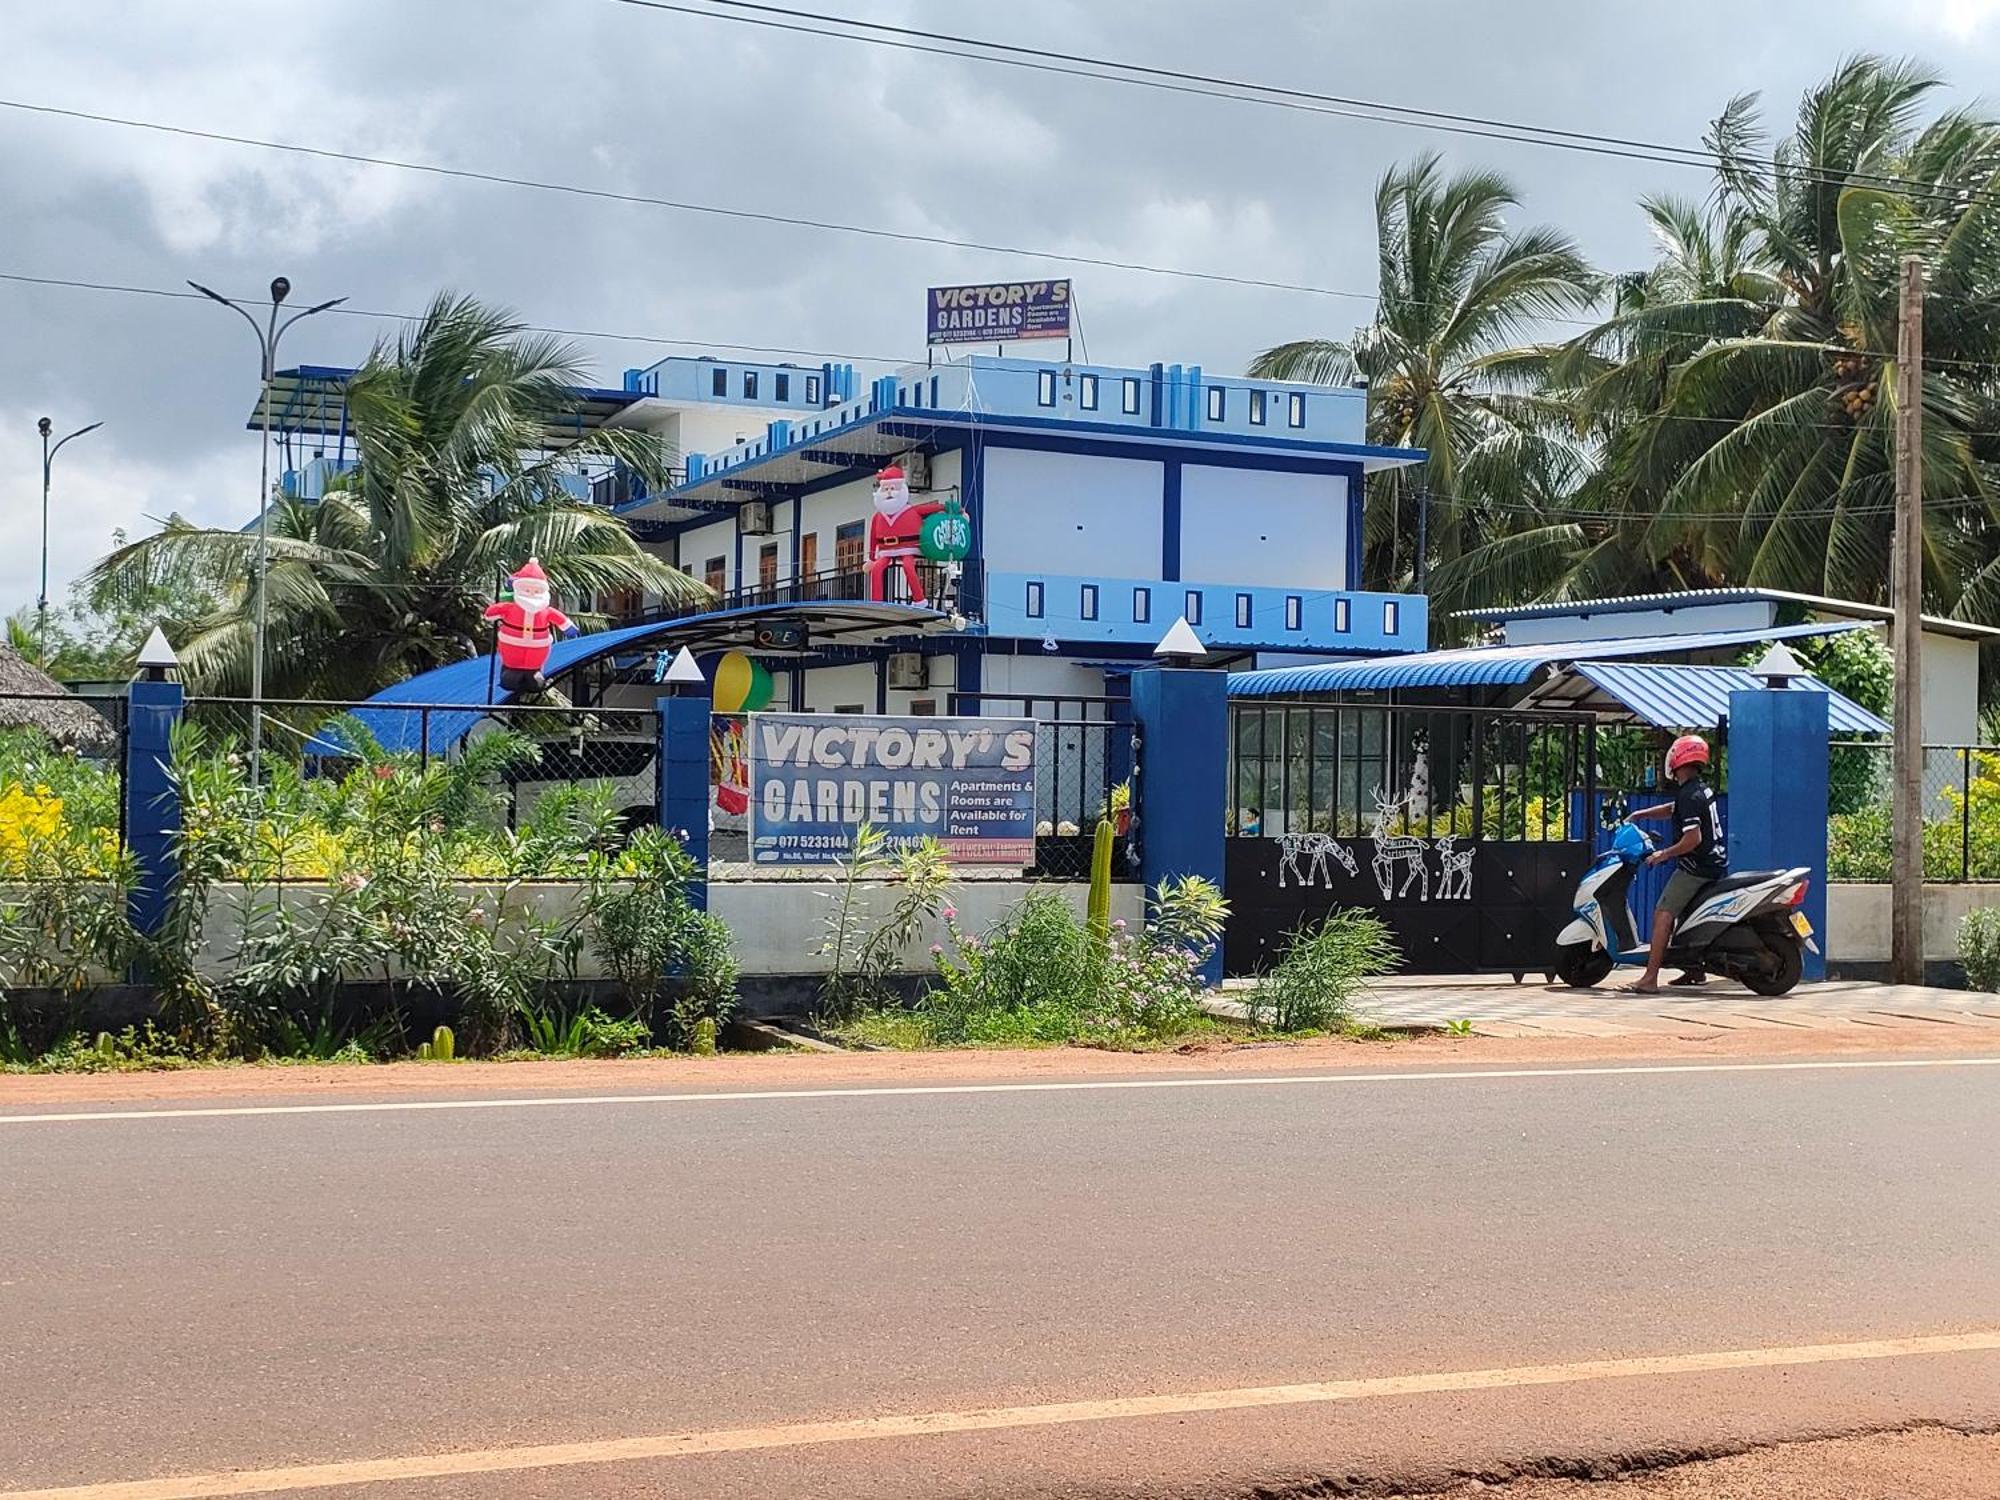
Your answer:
[1523,659,1890,733]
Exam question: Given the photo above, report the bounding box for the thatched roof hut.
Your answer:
[0,646,119,750]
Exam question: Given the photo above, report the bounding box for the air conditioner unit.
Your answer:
[887,652,929,690]
[899,451,932,492]
[739,500,774,535]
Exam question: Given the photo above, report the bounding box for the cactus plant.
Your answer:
[1086,817,1115,948]
[692,1017,718,1057]
[95,1031,116,1062]
[431,1025,455,1062]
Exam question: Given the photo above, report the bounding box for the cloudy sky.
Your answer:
[6,0,2000,616]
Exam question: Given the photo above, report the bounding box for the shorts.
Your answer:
[1656,868,1712,921]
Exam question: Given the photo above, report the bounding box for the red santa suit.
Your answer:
[483,558,576,693]
[866,464,943,605]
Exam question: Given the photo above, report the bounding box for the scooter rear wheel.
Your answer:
[1554,941,1614,988]
[1741,933,1804,997]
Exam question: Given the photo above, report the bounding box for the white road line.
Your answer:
[3,1055,1998,1125]
[7,1330,2000,1499]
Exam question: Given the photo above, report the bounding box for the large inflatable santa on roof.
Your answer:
[867,463,944,606]
[483,558,577,694]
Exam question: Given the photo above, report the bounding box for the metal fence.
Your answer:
[1228,702,1597,844]
[1826,741,2000,882]
[949,694,1130,880]
[0,691,130,864]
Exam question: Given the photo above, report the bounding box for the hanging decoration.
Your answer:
[711,716,749,819]
[713,651,774,713]
[482,558,576,695]
[867,463,943,605]
[919,493,972,564]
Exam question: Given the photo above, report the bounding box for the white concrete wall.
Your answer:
[677,518,737,592]
[973,655,1108,700]
[981,448,1164,576]
[1826,882,2000,963]
[803,662,878,713]
[1499,603,1777,646]
[1921,634,1981,745]
[1178,466,1347,590]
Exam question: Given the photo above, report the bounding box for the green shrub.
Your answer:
[1247,910,1400,1034]
[1960,908,2000,991]
[816,825,954,1021]
[516,1002,649,1058]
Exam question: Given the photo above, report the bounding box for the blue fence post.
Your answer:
[1727,687,1830,981]
[1130,666,1228,984]
[124,677,183,943]
[657,693,712,910]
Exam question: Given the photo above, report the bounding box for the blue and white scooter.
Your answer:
[1551,822,1816,995]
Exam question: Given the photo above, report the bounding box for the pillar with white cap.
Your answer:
[126,626,184,944]
[1129,619,1228,984]
[656,649,712,908]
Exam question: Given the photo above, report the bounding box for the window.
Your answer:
[759,542,779,592]
[800,532,819,584]
[929,376,940,406]
[1284,594,1302,631]
[703,556,726,593]
[1249,389,1267,426]
[1079,374,1099,410]
[1334,598,1351,633]
[1383,600,1402,635]
[1037,369,1056,407]
[743,371,759,400]
[909,698,938,716]
[1122,377,1142,415]
[775,372,790,403]
[1080,583,1099,621]
[1131,586,1151,624]
[1235,593,1253,629]
[805,375,822,404]
[711,366,728,397]
[1025,580,1045,618]
[835,703,865,714]
[1287,392,1305,428]
[1184,590,1203,626]
[835,520,867,582]
[1206,386,1225,421]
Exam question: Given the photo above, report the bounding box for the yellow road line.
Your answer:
[9,1331,2000,1499]
[6,1055,2000,1125]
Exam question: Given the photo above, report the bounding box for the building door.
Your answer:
[800,532,820,598]
[835,521,866,598]
[758,542,780,601]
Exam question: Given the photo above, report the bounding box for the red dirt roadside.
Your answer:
[4,1022,1996,1107]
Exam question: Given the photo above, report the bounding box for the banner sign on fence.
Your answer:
[926,280,1071,346]
[748,712,1038,866]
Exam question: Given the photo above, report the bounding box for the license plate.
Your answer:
[1790,912,1814,938]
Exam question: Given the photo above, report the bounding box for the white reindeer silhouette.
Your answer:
[1434,833,1475,901]
[1368,790,1430,902]
[1276,832,1360,890]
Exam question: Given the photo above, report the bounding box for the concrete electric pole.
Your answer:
[1891,255,1926,986]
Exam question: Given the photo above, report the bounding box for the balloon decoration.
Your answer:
[920,494,972,563]
[482,557,577,695]
[867,463,944,605]
[713,651,774,713]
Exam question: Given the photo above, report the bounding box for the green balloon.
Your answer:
[921,502,972,563]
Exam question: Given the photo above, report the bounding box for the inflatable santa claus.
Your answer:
[483,558,578,694]
[867,463,943,606]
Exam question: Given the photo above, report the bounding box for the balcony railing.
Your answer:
[621,563,978,628]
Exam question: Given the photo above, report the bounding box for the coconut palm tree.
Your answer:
[90,294,700,699]
[1249,154,1599,613]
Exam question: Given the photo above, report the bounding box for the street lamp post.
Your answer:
[186,276,346,713]
[36,416,103,664]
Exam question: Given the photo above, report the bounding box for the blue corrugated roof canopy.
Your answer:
[1532,661,1889,733]
[1226,621,1865,699]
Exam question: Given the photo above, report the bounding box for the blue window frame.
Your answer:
[1334,598,1351,633]
[1206,386,1226,421]
[1184,590,1203,626]
[1079,374,1098,410]
[1287,392,1306,428]
[805,375,821,404]
[743,370,759,400]
[1025,580,1045,618]
[1080,583,1099,620]
[1235,593,1253,629]
[711,366,728,397]
[1131,586,1151,624]
[1037,370,1056,407]
[1284,594,1301,631]
[929,376,940,406]
[1122,377,1141,414]
[774,372,790,403]
[1249,389,1267,426]
[1383,600,1401,635]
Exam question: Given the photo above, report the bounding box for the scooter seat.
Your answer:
[1695,869,1789,897]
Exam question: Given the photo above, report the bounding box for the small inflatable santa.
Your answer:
[483,558,577,694]
[867,463,943,605]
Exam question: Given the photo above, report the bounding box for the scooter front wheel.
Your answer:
[1554,941,1614,988]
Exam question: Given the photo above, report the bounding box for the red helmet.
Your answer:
[1665,734,1710,773]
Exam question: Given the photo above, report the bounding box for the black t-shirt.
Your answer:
[1673,776,1727,877]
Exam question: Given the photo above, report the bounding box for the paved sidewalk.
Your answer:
[1346,973,2000,1037]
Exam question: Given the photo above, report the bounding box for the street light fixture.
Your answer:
[187,276,346,718]
[37,415,104,664]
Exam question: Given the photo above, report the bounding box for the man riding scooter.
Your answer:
[1623,734,1726,994]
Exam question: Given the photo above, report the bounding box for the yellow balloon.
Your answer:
[713,652,773,713]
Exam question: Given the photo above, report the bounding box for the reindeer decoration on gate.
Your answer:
[1433,833,1475,901]
[1276,832,1361,890]
[1368,789,1430,902]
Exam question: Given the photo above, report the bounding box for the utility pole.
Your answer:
[1891,255,1926,986]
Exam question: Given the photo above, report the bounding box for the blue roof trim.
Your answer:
[1570,660,1891,734]
[1224,622,1864,697]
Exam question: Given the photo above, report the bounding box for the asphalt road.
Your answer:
[5,1057,2000,1498]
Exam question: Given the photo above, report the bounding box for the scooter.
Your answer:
[1551,821,1817,996]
